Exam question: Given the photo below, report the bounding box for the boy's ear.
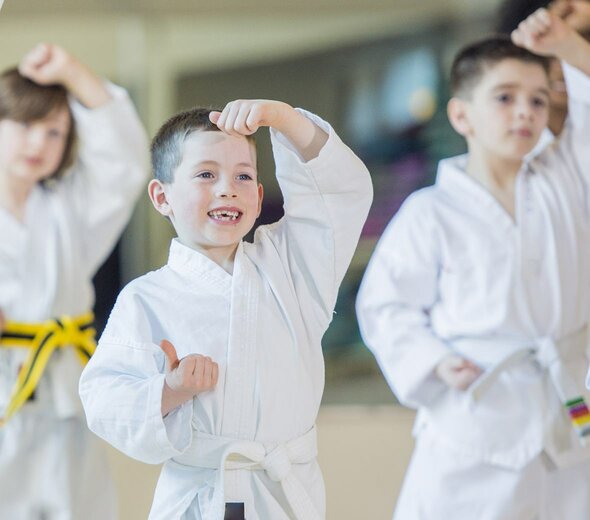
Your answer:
[447,97,472,137]
[148,179,172,217]
[256,183,264,218]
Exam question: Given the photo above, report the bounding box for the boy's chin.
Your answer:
[498,144,537,162]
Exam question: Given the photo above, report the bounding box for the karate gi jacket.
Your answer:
[356,64,590,471]
[79,111,373,520]
[0,84,148,419]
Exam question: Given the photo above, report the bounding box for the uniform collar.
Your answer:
[526,128,555,160]
[167,238,239,292]
[435,154,530,232]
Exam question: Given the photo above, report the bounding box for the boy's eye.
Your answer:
[495,93,512,103]
[237,173,253,181]
[48,129,64,138]
[196,171,214,179]
[532,97,547,108]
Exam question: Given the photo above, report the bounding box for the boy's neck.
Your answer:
[0,171,35,222]
[179,238,239,275]
[465,148,522,220]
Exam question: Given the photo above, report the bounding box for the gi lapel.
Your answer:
[221,242,259,440]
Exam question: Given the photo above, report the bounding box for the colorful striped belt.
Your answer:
[0,312,96,426]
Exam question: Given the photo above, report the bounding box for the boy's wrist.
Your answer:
[164,379,197,400]
[59,57,83,91]
[559,31,590,70]
[161,380,196,416]
[62,62,112,109]
[265,101,296,134]
[272,108,329,162]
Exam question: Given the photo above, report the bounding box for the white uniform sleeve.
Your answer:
[257,110,373,334]
[63,83,149,274]
[356,194,451,408]
[551,63,590,213]
[79,286,193,464]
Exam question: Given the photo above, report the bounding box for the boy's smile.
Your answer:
[208,206,242,223]
[150,130,263,266]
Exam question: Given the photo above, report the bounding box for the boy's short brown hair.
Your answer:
[450,35,551,99]
[151,107,256,184]
[0,68,77,181]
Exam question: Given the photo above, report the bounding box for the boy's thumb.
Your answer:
[209,111,221,125]
[160,339,179,369]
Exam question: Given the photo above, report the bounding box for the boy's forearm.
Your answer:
[62,60,112,109]
[273,107,329,162]
[556,30,590,75]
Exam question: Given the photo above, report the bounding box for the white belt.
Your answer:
[173,425,321,520]
[458,327,590,441]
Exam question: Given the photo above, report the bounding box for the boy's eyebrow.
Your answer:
[491,83,551,97]
[192,160,256,169]
[42,115,69,125]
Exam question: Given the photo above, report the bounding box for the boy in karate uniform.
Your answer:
[0,44,148,518]
[80,100,372,519]
[357,9,590,520]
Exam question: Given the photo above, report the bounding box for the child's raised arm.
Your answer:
[512,8,590,74]
[18,43,111,109]
[210,99,328,162]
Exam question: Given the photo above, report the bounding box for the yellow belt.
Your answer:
[0,312,96,426]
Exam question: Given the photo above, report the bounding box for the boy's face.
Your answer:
[450,59,550,161]
[0,107,70,184]
[150,130,263,259]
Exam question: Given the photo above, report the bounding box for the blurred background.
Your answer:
[0,0,502,517]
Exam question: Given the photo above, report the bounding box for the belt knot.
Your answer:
[0,312,96,425]
[535,337,560,369]
[260,444,292,482]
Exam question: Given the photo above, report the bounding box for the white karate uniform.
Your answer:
[356,64,590,519]
[79,111,373,520]
[0,84,148,519]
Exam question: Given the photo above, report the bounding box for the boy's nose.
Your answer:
[516,103,534,121]
[217,186,238,198]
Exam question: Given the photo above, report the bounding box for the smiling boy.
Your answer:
[80,100,372,519]
[148,109,263,275]
[357,9,590,520]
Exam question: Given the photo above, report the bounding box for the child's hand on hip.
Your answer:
[435,354,482,391]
